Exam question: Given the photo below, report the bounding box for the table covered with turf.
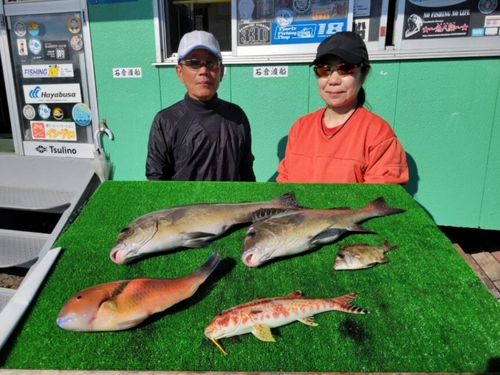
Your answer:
[1,181,499,373]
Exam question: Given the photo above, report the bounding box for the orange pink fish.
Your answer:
[57,252,221,331]
[204,290,369,355]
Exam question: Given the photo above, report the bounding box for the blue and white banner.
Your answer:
[23,84,82,104]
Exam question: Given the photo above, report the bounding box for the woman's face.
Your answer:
[316,57,365,110]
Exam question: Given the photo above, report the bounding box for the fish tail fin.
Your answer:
[367,197,405,217]
[273,192,308,210]
[191,252,221,280]
[333,293,370,314]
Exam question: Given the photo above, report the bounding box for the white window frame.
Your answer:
[153,0,500,66]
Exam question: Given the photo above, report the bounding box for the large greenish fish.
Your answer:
[110,192,305,264]
[241,197,404,267]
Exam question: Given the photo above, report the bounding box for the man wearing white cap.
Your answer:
[146,31,256,181]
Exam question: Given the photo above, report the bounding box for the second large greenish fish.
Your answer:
[241,197,405,267]
[110,192,305,264]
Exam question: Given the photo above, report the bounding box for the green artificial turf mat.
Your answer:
[1,181,499,372]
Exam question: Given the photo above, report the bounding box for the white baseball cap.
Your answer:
[177,31,222,63]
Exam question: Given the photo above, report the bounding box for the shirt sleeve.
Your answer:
[238,112,257,182]
[364,137,409,184]
[145,114,174,181]
[276,119,299,183]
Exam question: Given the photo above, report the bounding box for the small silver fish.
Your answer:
[333,239,399,270]
[242,197,404,268]
[110,192,305,264]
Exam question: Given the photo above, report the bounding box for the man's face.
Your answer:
[176,49,224,101]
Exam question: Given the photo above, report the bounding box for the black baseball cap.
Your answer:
[310,31,369,66]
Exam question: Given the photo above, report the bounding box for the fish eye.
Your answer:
[76,295,83,300]
[246,231,256,238]
[338,254,344,259]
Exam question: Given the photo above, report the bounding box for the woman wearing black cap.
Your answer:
[277,32,409,184]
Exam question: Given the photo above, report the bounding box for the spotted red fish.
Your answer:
[204,290,369,355]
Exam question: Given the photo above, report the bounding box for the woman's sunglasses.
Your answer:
[180,59,221,71]
[314,62,362,78]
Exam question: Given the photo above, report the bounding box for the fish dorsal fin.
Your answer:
[298,316,318,326]
[251,208,293,223]
[273,192,309,210]
[286,290,302,297]
[252,324,275,342]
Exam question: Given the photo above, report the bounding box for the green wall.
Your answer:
[87,0,500,230]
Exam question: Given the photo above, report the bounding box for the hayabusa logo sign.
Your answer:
[23,83,82,104]
[29,86,41,99]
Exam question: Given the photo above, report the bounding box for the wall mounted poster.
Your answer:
[402,0,499,40]
[237,0,351,46]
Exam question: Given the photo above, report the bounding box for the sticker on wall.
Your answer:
[31,121,77,141]
[72,103,91,126]
[23,105,36,120]
[23,83,82,104]
[68,17,82,34]
[238,0,255,20]
[253,66,289,77]
[27,21,40,36]
[38,104,51,120]
[275,8,294,27]
[478,0,498,14]
[22,64,74,78]
[17,39,28,56]
[14,22,27,37]
[28,38,42,55]
[43,41,70,60]
[53,107,64,121]
[485,15,500,27]
[112,67,143,78]
[293,0,311,14]
[70,35,83,51]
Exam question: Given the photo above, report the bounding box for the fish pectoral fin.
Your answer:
[298,316,318,326]
[183,232,217,248]
[164,207,189,223]
[101,300,118,310]
[348,224,375,234]
[251,324,275,342]
[310,228,343,245]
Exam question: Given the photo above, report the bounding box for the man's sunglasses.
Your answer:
[313,62,362,78]
[180,59,221,71]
